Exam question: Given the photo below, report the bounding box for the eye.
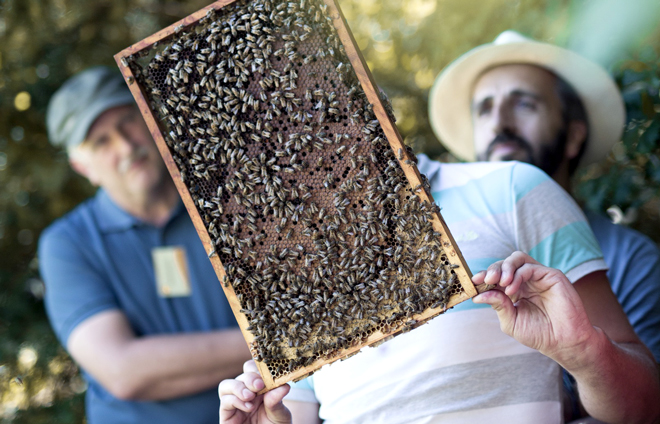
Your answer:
[89,136,108,150]
[475,99,492,116]
[516,98,536,111]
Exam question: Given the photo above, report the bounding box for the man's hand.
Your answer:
[472,251,660,423]
[471,251,598,367]
[219,360,292,424]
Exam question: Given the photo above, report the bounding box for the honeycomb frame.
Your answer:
[114,0,478,392]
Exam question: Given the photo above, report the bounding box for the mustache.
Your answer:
[484,131,534,160]
[118,146,150,174]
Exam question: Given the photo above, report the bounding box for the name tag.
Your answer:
[152,246,192,297]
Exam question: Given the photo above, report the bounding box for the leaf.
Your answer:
[620,68,648,86]
[639,120,660,154]
[641,90,657,119]
[622,125,640,151]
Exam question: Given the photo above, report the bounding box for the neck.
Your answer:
[551,161,573,194]
[110,177,180,227]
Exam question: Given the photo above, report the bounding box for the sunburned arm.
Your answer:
[569,271,660,423]
[67,309,251,401]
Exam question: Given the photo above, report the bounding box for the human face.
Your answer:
[69,105,168,202]
[471,64,567,176]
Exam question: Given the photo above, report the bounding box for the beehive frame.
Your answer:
[115,0,478,391]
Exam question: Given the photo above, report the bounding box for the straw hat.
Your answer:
[428,30,625,167]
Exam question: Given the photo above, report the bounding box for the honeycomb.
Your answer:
[116,0,475,390]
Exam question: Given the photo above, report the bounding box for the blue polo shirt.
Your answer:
[39,189,238,424]
[585,210,660,362]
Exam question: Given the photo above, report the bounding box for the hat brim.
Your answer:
[429,40,625,167]
[69,94,135,149]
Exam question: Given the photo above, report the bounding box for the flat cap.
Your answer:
[46,66,135,149]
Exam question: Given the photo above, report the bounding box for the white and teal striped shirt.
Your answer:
[286,156,606,424]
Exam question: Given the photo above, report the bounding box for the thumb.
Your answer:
[263,384,292,423]
[473,289,516,336]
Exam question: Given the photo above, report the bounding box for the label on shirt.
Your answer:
[152,246,192,297]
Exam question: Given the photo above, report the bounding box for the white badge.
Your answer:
[152,246,192,297]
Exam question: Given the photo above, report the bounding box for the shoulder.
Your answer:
[39,197,100,255]
[585,211,660,281]
[587,211,660,253]
[417,154,533,191]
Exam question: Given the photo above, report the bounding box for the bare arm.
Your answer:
[473,252,660,424]
[570,271,660,423]
[67,309,251,401]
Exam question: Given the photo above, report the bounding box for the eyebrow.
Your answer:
[472,89,543,111]
[510,89,542,101]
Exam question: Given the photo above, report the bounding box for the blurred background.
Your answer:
[1,0,658,422]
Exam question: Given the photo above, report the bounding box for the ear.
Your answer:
[69,150,101,186]
[564,120,587,160]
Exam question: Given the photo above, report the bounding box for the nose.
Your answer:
[492,100,515,135]
[113,128,137,155]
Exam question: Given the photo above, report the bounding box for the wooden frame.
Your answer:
[115,0,477,392]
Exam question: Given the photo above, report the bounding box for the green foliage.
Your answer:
[574,49,660,239]
[0,0,658,422]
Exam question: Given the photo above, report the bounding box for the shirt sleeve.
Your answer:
[39,222,119,347]
[594,217,660,363]
[286,376,319,403]
[510,162,607,282]
[623,238,660,362]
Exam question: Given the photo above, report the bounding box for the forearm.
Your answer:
[133,362,240,400]
[563,329,660,424]
[112,329,251,400]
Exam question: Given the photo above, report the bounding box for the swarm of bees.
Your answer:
[120,0,468,384]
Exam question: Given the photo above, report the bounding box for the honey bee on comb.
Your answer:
[115,0,476,391]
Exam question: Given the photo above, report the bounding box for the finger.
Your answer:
[505,262,537,296]
[473,289,516,335]
[219,398,241,424]
[500,252,540,288]
[219,393,254,417]
[219,378,256,403]
[263,385,293,422]
[263,384,291,409]
[243,359,258,373]
[235,371,265,394]
[483,260,504,286]
[472,270,486,286]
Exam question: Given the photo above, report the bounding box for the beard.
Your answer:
[478,128,568,177]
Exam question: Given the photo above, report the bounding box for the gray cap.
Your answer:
[46,66,135,149]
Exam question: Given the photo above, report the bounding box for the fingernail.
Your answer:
[245,402,253,409]
[254,378,264,390]
[243,389,253,399]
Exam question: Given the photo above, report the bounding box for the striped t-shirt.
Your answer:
[286,156,606,424]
